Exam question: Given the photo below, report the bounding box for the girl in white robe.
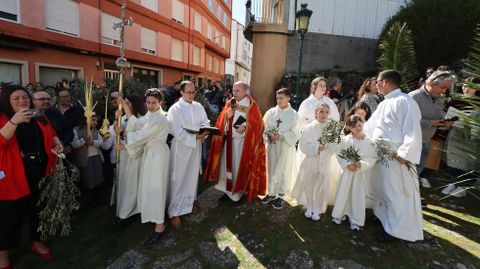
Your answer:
[296,77,342,205]
[292,104,337,221]
[124,89,170,246]
[331,115,376,230]
[112,94,147,219]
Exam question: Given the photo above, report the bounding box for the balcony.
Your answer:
[244,0,287,42]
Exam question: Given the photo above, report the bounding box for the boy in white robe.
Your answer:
[364,70,424,242]
[261,88,301,209]
[167,81,210,229]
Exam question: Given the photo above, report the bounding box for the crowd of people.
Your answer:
[0,66,478,268]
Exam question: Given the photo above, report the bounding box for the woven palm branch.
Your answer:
[377,22,418,92]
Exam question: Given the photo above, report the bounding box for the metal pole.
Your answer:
[110,0,132,207]
[293,32,305,110]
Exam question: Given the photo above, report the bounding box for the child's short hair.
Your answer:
[343,114,364,135]
[276,87,291,97]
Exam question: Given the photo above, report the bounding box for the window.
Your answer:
[214,58,219,74]
[101,13,121,46]
[141,0,158,12]
[0,0,18,22]
[216,4,221,18]
[171,38,183,62]
[193,46,200,66]
[39,66,80,87]
[45,0,79,36]
[133,67,161,87]
[141,27,157,55]
[104,69,121,81]
[207,55,213,71]
[207,24,212,40]
[221,37,226,49]
[223,13,228,26]
[172,0,184,24]
[0,62,21,84]
[194,11,202,32]
[208,0,214,11]
[214,31,219,45]
[183,73,193,81]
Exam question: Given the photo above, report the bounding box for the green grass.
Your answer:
[11,177,480,269]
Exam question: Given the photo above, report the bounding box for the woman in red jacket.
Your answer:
[0,85,62,269]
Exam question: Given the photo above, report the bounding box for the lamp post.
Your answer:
[293,3,312,110]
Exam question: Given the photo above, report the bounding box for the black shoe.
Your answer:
[143,230,166,247]
[375,231,398,243]
[260,195,275,205]
[272,198,284,209]
[370,215,381,225]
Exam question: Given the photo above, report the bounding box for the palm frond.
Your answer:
[377,22,418,91]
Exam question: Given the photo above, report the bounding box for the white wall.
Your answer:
[226,19,253,82]
[287,0,408,39]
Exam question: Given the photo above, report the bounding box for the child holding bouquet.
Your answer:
[292,103,340,221]
[331,115,376,230]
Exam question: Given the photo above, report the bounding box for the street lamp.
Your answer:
[293,3,313,110]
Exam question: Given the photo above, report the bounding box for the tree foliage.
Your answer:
[377,22,417,91]
[379,0,480,73]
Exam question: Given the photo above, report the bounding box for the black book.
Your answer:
[183,124,222,136]
[233,115,246,128]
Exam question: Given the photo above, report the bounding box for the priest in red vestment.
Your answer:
[204,81,267,202]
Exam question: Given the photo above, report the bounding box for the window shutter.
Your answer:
[194,11,202,32]
[171,38,183,62]
[141,0,158,12]
[45,0,79,36]
[172,0,184,24]
[141,27,157,53]
[102,13,121,41]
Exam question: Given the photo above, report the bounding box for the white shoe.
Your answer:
[441,184,456,195]
[450,186,467,197]
[350,223,361,231]
[420,178,432,188]
[311,213,321,221]
[332,216,346,224]
[304,210,313,219]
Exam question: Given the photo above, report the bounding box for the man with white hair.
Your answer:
[409,71,455,188]
[204,81,267,202]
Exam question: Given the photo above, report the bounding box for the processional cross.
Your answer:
[111,0,133,206]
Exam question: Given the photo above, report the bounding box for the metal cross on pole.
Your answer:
[111,0,133,207]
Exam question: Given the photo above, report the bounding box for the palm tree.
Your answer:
[377,22,418,91]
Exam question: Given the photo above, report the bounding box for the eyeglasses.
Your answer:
[35,98,52,101]
[58,95,70,99]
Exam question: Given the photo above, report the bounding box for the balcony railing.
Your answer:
[246,0,287,26]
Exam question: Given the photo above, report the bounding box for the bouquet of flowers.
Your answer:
[37,154,81,240]
[319,120,343,145]
[264,125,279,144]
[338,145,361,164]
[372,140,417,176]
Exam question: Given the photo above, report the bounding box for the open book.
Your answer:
[183,124,222,136]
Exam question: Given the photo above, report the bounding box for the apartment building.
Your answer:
[0,0,232,88]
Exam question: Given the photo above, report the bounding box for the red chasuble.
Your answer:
[204,95,267,202]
